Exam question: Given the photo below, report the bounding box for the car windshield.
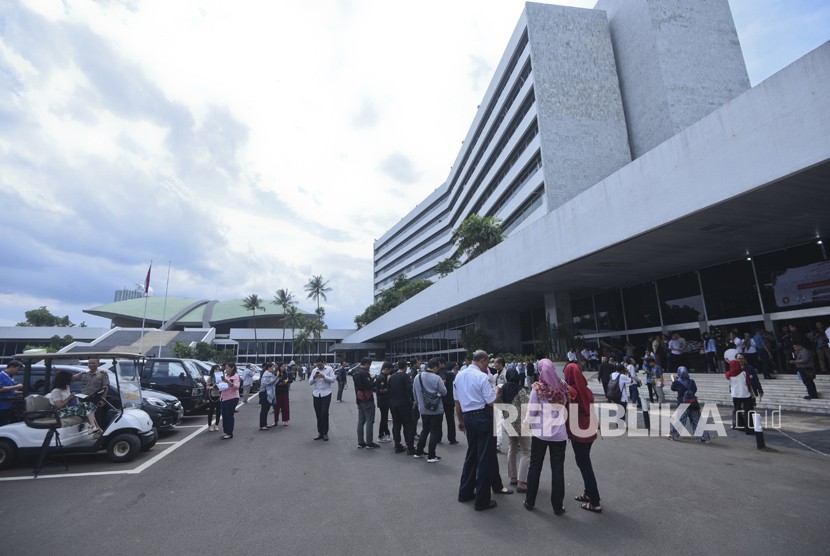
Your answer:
[184,361,204,380]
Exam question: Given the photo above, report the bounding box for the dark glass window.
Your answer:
[700,259,761,320]
[658,272,705,325]
[595,290,625,332]
[622,283,661,329]
[753,242,827,311]
[571,296,596,336]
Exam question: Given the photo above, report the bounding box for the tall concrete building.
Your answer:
[342,0,830,363]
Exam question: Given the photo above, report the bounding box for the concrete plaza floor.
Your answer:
[2,384,829,556]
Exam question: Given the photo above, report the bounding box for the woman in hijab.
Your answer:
[523,359,569,515]
[725,359,754,434]
[563,363,601,512]
[258,362,278,431]
[498,368,530,493]
[669,367,710,442]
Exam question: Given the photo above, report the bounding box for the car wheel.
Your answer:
[0,439,18,470]
[107,433,140,463]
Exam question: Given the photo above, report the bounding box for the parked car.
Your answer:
[1,364,183,431]
[140,358,207,413]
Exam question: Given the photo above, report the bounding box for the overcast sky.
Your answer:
[0,0,828,330]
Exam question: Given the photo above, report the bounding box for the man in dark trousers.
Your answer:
[336,361,348,402]
[375,362,392,443]
[389,360,416,454]
[353,358,378,449]
[437,359,458,445]
[597,356,615,397]
[455,350,498,512]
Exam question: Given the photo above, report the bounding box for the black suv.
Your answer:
[140,358,207,413]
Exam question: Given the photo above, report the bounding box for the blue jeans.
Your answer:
[221,398,237,436]
[458,410,495,508]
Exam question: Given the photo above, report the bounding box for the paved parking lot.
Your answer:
[2,385,829,555]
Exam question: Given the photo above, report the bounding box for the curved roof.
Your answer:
[85,297,310,327]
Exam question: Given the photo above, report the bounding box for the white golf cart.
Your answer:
[0,352,157,477]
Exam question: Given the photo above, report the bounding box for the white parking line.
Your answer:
[0,425,207,482]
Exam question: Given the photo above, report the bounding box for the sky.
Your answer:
[0,0,828,330]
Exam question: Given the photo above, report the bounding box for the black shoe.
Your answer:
[804,396,813,400]
[554,507,566,516]
[413,452,425,459]
[474,500,497,512]
[394,446,406,453]
[357,443,367,449]
[323,435,329,441]
[449,440,460,445]
[313,435,324,440]
[523,501,533,511]
[458,496,474,503]
[406,448,416,456]
[366,442,380,449]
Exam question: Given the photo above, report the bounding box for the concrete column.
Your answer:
[544,292,573,356]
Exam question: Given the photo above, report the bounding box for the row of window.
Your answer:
[572,242,829,334]
[373,29,531,259]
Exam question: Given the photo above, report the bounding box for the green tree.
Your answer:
[273,288,296,360]
[172,341,195,359]
[193,341,217,362]
[283,305,304,362]
[294,330,310,365]
[214,348,237,365]
[435,257,461,278]
[354,274,432,328]
[459,329,494,358]
[17,306,74,327]
[452,214,504,261]
[304,275,331,312]
[304,315,326,362]
[242,294,265,364]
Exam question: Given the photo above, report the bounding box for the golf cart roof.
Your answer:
[12,352,144,362]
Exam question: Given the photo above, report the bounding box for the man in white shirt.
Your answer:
[667,333,684,372]
[309,357,336,441]
[455,350,497,512]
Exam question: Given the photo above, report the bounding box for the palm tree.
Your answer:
[273,289,296,361]
[307,309,328,362]
[304,275,332,312]
[452,214,504,261]
[282,305,303,362]
[242,294,265,364]
[294,329,310,366]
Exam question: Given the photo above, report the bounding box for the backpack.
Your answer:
[606,375,622,403]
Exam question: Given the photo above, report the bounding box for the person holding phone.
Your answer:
[220,362,240,439]
[309,357,336,441]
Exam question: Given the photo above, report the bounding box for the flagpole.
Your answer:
[138,260,152,356]
[158,261,172,358]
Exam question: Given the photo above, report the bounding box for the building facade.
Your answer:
[343,0,830,366]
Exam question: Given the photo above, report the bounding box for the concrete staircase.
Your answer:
[583,370,830,415]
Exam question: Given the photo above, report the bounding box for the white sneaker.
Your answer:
[378,436,392,443]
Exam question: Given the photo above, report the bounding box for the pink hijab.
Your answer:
[532,359,569,404]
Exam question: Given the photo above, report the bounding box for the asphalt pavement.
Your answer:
[2,384,829,556]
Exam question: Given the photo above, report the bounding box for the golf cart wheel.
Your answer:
[0,439,17,470]
[107,433,140,463]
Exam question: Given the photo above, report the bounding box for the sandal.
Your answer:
[581,502,602,513]
[575,494,590,503]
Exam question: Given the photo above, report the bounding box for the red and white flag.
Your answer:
[144,263,152,295]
